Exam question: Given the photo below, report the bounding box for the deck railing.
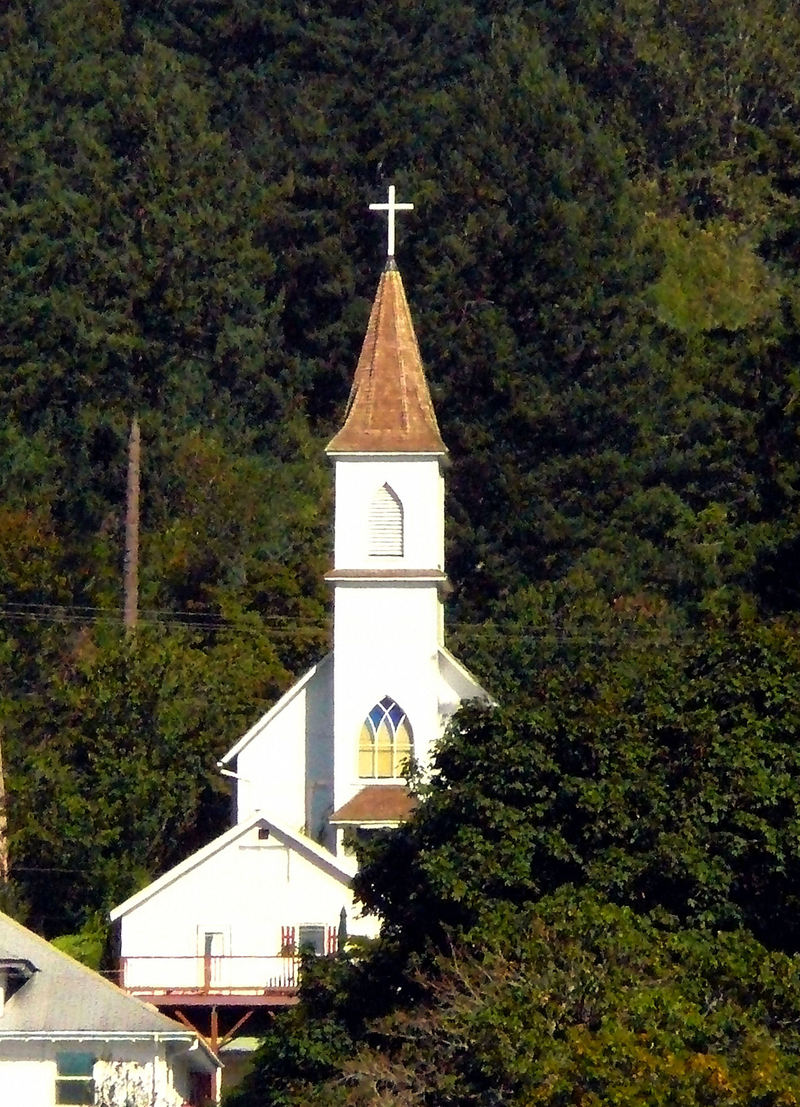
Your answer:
[118,954,298,995]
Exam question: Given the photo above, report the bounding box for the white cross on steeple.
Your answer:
[369,185,414,258]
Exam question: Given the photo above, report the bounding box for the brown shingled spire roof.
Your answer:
[326,260,447,454]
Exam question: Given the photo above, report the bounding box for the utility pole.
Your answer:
[123,417,141,632]
[0,724,9,884]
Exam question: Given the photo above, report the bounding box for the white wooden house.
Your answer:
[114,812,358,1001]
[0,909,218,1107]
[110,190,489,1076]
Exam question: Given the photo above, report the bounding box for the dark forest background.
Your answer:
[1,0,800,952]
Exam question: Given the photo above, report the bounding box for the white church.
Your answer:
[110,188,488,1042]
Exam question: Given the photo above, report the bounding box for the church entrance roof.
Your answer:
[330,784,416,825]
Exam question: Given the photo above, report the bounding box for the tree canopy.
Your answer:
[359,620,800,953]
[227,617,800,1104]
[278,893,800,1107]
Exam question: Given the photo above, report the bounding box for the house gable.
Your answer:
[111,813,355,925]
[0,908,218,1107]
[112,816,374,997]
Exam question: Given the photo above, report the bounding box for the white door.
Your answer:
[200,929,225,990]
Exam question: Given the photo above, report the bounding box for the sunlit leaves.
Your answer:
[358,620,800,951]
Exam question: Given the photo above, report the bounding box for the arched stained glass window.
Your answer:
[358,696,413,778]
[369,484,403,556]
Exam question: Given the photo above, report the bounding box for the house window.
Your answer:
[358,697,413,778]
[298,925,326,955]
[368,484,403,556]
[56,1052,95,1105]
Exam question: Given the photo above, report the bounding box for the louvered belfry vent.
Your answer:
[369,484,403,556]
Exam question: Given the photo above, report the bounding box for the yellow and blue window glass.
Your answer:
[359,697,413,778]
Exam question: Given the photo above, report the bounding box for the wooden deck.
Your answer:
[117,954,300,1007]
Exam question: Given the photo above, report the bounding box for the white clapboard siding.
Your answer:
[369,484,403,556]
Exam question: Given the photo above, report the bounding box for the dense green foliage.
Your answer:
[227,621,800,1104]
[359,620,800,951]
[232,893,800,1106]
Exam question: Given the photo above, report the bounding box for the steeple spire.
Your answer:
[326,263,446,454]
[327,188,446,455]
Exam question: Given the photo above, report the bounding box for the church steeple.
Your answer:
[325,186,450,824]
[326,260,446,455]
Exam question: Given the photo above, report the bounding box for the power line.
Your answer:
[11,865,88,874]
[0,600,325,622]
[0,604,331,636]
[0,602,701,642]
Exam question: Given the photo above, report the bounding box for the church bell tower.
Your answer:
[325,187,450,830]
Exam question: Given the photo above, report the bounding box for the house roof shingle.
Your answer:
[0,910,213,1051]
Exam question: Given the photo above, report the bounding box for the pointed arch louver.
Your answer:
[369,484,403,556]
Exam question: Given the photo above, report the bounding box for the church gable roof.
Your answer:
[219,652,332,766]
[437,646,493,706]
[326,261,447,455]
